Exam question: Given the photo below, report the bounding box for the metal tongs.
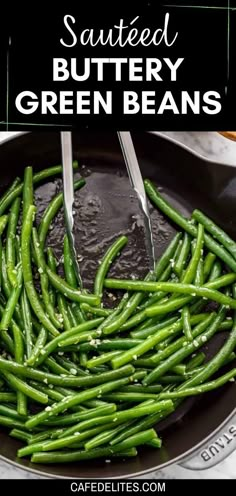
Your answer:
[61,132,83,287]
[61,131,155,287]
[117,132,155,272]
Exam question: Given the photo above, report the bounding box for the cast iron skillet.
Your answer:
[0,132,236,478]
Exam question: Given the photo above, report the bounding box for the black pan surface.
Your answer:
[0,131,236,478]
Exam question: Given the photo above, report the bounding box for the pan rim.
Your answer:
[0,130,235,169]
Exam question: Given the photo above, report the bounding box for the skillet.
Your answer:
[0,131,235,478]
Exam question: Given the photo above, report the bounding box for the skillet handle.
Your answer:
[179,413,236,470]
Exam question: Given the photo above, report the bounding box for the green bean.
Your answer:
[117,309,152,333]
[67,306,79,328]
[0,415,26,430]
[57,294,72,331]
[138,245,180,313]
[29,381,66,403]
[45,356,69,376]
[58,329,105,348]
[47,248,57,306]
[146,286,236,314]
[112,316,201,370]
[189,264,225,314]
[56,411,129,440]
[119,301,170,333]
[186,352,206,370]
[63,244,85,325]
[71,306,86,325]
[158,375,186,384]
[144,179,236,272]
[25,374,136,429]
[152,233,183,279]
[1,247,11,299]
[0,164,80,216]
[147,438,162,449]
[195,258,204,286]
[209,260,222,281]
[57,400,172,440]
[92,292,129,336]
[0,163,77,216]
[0,405,27,421]
[38,178,85,247]
[93,428,157,452]
[31,445,138,463]
[0,215,8,235]
[34,162,78,184]
[78,338,141,353]
[32,317,103,366]
[149,313,220,367]
[138,292,167,313]
[102,392,159,402]
[25,404,167,454]
[131,316,178,340]
[0,358,133,388]
[0,238,2,292]
[78,352,87,367]
[31,315,42,334]
[120,385,163,393]
[172,364,186,375]
[6,198,21,287]
[150,296,195,317]
[12,322,27,416]
[20,424,112,456]
[21,206,59,336]
[46,267,100,306]
[20,289,34,358]
[176,288,236,391]
[80,303,112,318]
[0,266,23,331]
[0,187,23,217]
[23,166,34,222]
[178,353,235,381]
[0,177,21,211]
[63,235,77,288]
[94,236,127,299]
[159,368,236,399]
[110,406,173,446]
[143,310,223,385]
[10,429,32,443]
[181,224,204,284]
[203,253,216,281]
[3,371,48,404]
[12,324,24,367]
[105,270,236,294]
[193,209,236,260]
[86,351,121,369]
[173,233,191,277]
[27,328,48,367]
[44,404,117,428]
[0,392,17,402]
[32,228,62,329]
[28,429,64,445]
[182,306,192,342]
[55,356,87,377]
[135,314,207,354]
[85,423,131,451]
[63,237,85,324]
[102,233,182,335]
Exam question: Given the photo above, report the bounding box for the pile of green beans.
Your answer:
[0,168,236,467]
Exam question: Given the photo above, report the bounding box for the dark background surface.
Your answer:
[0,0,236,129]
